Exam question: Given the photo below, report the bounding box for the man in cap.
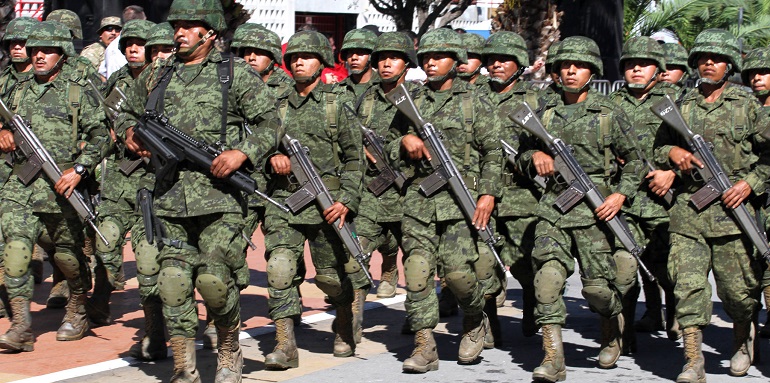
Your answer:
[80,16,122,70]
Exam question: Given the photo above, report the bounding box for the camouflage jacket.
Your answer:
[80,41,106,70]
[654,83,770,237]
[0,65,30,186]
[386,79,503,223]
[116,49,280,218]
[609,81,679,219]
[338,71,381,103]
[0,63,110,213]
[266,68,294,100]
[518,88,647,228]
[269,81,364,225]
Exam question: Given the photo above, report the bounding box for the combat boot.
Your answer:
[532,324,566,382]
[215,325,243,383]
[376,254,398,298]
[129,297,168,361]
[522,286,538,337]
[438,281,458,317]
[56,292,89,341]
[402,328,439,373]
[483,297,499,348]
[0,297,35,352]
[47,266,69,309]
[351,288,366,344]
[265,317,298,369]
[170,336,200,383]
[760,286,770,338]
[458,312,488,363]
[332,303,356,357]
[598,313,623,369]
[86,270,114,327]
[202,313,217,350]
[676,327,705,383]
[635,310,664,332]
[729,320,755,376]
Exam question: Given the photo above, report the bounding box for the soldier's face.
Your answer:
[151,45,175,61]
[559,60,592,89]
[486,54,519,81]
[457,54,482,75]
[345,48,371,74]
[290,52,322,78]
[749,68,770,93]
[100,26,120,45]
[123,38,146,65]
[7,40,27,61]
[422,52,455,79]
[696,53,729,82]
[174,20,214,53]
[623,58,658,86]
[242,47,273,73]
[658,66,686,84]
[377,51,407,80]
[31,46,63,77]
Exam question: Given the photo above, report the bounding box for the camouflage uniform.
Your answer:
[338,28,380,101]
[80,16,122,70]
[116,0,279,380]
[0,21,110,352]
[457,32,487,86]
[653,29,770,380]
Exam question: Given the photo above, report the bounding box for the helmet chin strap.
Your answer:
[697,63,733,86]
[380,67,407,84]
[348,57,371,76]
[457,64,481,80]
[489,66,525,87]
[176,29,214,57]
[258,60,276,77]
[34,55,65,77]
[627,68,661,91]
[427,62,457,83]
[559,73,594,94]
[294,65,323,85]
[10,56,30,64]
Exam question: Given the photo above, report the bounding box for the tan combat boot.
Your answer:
[351,288,366,344]
[215,325,243,383]
[265,317,299,369]
[56,292,89,341]
[532,324,566,382]
[202,312,217,350]
[761,286,770,338]
[598,313,623,369]
[729,320,755,376]
[333,303,356,357]
[676,327,706,383]
[402,328,439,373]
[377,254,399,298]
[458,313,488,363]
[0,297,35,352]
[47,266,69,309]
[170,336,200,383]
[129,297,168,361]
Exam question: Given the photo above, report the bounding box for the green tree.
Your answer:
[368,0,472,37]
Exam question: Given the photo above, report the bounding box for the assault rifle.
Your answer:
[385,83,506,272]
[650,95,770,264]
[500,139,547,189]
[132,111,289,213]
[509,102,655,282]
[342,103,406,196]
[281,134,374,286]
[0,98,110,246]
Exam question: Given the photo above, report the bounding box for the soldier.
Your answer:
[145,22,175,63]
[338,28,379,101]
[118,0,280,381]
[0,21,110,351]
[87,18,155,327]
[81,16,122,71]
[539,41,562,98]
[653,29,770,381]
[457,32,487,86]
[386,27,502,372]
[609,37,681,352]
[659,43,690,89]
[480,31,541,340]
[517,36,647,381]
[262,30,363,369]
[46,9,83,41]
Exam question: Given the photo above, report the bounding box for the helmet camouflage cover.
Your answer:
[662,43,688,68]
[3,17,40,45]
[371,31,418,68]
[741,47,770,85]
[461,32,486,57]
[619,36,666,71]
[46,9,82,39]
[481,31,529,68]
[119,19,156,52]
[26,20,76,58]
[418,28,467,64]
[340,28,378,56]
[552,36,603,77]
[146,22,175,47]
[167,0,226,33]
[688,28,742,72]
[232,23,282,64]
[284,31,334,68]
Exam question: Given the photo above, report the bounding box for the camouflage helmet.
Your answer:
[46,9,82,39]
[552,36,603,76]
[619,36,666,71]
[340,28,378,57]
[167,0,226,33]
[371,31,418,68]
[462,33,486,57]
[26,21,76,58]
[662,43,689,68]
[283,31,334,68]
[741,47,770,85]
[688,28,742,72]
[3,17,40,44]
[417,28,467,64]
[146,22,175,48]
[118,20,156,52]
[544,41,561,73]
[232,23,282,64]
[481,31,529,67]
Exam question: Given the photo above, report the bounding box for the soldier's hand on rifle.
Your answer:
[532,151,555,176]
[55,168,82,198]
[125,126,152,157]
[472,194,495,230]
[595,192,625,221]
[668,146,703,172]
[211,149,247,178]
[0,129,15,152]
[722,180,752,209]
[364,147,377,164]
[270,154,292,175]
[646,169,675,197]
[401,134,431,161]
[323,201,349,228]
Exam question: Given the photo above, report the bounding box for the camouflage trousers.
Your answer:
[1,201,90,300]
[263,208,354,320]
[129,218,161,301]
[496,214,537,291]
[669,232,763,328]
[626,214,673,292]
[354,213,403,289]
[156,213,248,338]
[531,220,627,326]
[401,216,491,332]
[94,198,136,292]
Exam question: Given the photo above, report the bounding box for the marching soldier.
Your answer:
[457,32,487,86]
[659,43,691,89]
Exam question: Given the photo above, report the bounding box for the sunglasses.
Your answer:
[102,26,121,33]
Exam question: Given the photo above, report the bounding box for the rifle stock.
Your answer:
[500,139,547,189]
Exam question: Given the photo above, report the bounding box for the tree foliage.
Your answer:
[369,0,472,37]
